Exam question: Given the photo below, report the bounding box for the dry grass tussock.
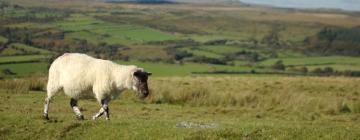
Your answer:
[146,76,360,115]
[0,76,47,94]
[1,76,360,115]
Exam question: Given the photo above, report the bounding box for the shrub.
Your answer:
[271,60,285,71]
[311,67,334,76]
[190,56,227,65]
[288,66,308,74]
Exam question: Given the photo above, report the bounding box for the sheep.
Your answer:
[43,53,151,120]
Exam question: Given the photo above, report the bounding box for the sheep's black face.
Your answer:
[133,71,152,99]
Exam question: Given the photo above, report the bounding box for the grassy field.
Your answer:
[1,76,360,139]
[0,62,48,77]
[0,0,359,77]
[258,56,360,72]
[0,55,49,63]
[1,55,360,78]
[115,60,273,76]
[0,1,359,139]
[58,14,177,45]
[260,56,360,66]
[0,43,52,56]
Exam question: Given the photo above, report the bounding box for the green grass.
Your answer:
[0,47,18,56]
[116,60,259,76]
[303,64,360,71]
[11,43,51,54]
[59,14,177,45]
[55,14,103,31]
[260,56,360,66]
[180,48,223,59]
[198,45,244,55]
[0,55,50,63]
[0,43,51,56]
[1,76,360,139]
[0,62,48,77]
[5,22,54,29]
[259,56,360,72]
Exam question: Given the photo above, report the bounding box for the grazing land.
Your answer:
[1,76,360,139]
[0,0,360,139]
[1,0,360,78]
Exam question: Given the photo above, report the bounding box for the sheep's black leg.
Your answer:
[92,98,110,120]
[104,103,110,120]
[70,98,84,120]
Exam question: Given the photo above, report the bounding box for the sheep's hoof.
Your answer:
[43,114,49,120]
[77,115,84,120]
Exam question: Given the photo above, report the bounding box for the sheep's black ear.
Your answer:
[133,71,142,77]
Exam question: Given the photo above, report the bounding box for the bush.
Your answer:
[311,67,334,76]
[271,60,285,71]
[204,39,228,45]
[191,56,227,65]
[288,66,308,74]
[1,69,16,75]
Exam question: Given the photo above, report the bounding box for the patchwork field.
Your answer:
[0,0,360,78]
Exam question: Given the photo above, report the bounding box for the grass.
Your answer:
[198,45,244,55]
[59,14,177,45]
[260,56,360,66]
[0,43,52,56]
[1,76,360,139]
[180,48,223,59]
[0,62,48,77]
[0,55,50,63]
[116,60,261,76]
[5,22,54,29]
[0,58,263,78]
[302,64,360,71]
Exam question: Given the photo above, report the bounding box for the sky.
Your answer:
[238,0,360,11]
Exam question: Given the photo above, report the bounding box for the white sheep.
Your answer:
[43,53,151,120]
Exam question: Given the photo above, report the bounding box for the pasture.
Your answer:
[0,55,49,63]
[58,14,178,45]
[0,76,360,139]
[0,0,360,139]
[0,43,52,56]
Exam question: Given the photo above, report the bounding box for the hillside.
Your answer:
[0,0,360,78]
[1,1,360,139]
